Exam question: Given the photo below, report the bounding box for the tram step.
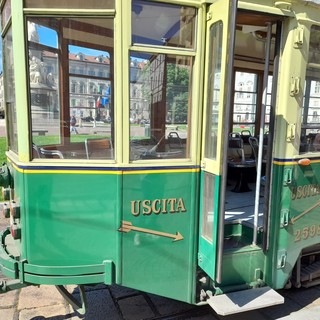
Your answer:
[300,260,320,286]
[207,286,284,316]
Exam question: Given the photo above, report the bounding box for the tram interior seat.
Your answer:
[85,138,113,159]
[300,133,320,152]
[228,133,246,162]
[39,148,64,159]
[167,131,183,150]
[32,143,41,158]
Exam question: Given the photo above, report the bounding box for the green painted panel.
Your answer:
[221,248,265,286]
[121,171,199,304]
[267,161,320,289]
[22,172,121,273]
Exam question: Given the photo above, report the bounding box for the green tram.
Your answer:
[1,0,320,315]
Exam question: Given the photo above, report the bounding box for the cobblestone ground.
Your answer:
[0,280,320,320]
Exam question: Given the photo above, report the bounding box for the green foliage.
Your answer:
[139,58,190,124]
[166,63,190,124]
[0,137,7,165]
[33,134,111,145]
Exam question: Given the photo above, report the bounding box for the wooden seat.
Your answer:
[85,138,113,159]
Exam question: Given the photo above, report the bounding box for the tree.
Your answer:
[166,63,190,123]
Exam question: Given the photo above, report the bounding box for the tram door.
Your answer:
[198,0,237,281]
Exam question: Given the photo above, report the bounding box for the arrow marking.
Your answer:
[290,200,320,224]
[118,220,184,242]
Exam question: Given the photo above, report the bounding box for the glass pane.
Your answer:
[3,27,18,153]
[204,22,223,160]
[25,0,115,9]
[201,172,215,242]
[28,17,114,160]
[309,25,320,64]
[129,52,192,161]
[132,0,196,49]
[28,21,60,146]
[300,26,320,154]
[235,72,257,92]
[1,0,11,30]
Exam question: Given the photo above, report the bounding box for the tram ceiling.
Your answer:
[234,12,283,65]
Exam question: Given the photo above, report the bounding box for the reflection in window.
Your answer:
[3,27,18,153]
[25,0,115,9]
[204,22,223,160]
[300,25,320,154]
[129,53,192,161]
[132,0,196,49]
[201,172,215,243]
[28,17,114,160]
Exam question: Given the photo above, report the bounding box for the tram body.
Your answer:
[1,0,320,315]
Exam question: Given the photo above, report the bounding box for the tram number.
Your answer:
[294,225,320,242]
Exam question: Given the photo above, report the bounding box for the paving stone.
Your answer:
[19,304,70,320]
[18,285,65,310]
[217,309,270,320]
[0,308,15,320]
[148,293,196,316]
[73,286,121,320]
[0,289,18,307]
[118,294,155,320]
[276,306,320,320]
[109,284,140,299]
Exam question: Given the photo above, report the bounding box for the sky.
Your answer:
[38,25,108,57]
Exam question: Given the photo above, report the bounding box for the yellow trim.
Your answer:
[273,159,320,166]
[18,167,199,175]
[123,168,200,175]
[11,161,200,175]
[23,169,120,175]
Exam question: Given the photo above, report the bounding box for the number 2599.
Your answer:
[294,225,320,242]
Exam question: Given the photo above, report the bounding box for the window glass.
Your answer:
[300,25,320,153]
[232,72,272,136]
[1,0,11,30]
[132,0,196,49]
[233,72,258,135]
[3,27,18,153]
[129,52,192,161]
[204,22,223,160]
[24,0,114,9]
[201,172,215,242]
[28,17,114,160]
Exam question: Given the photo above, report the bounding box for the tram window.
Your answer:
[300,25,320,153]
[131,1,196,49]
[204,21,222,160]
[24,0,115,9]
[27,17,114,160]
[233,72,258,135]
[232,72,272,135]
[201,172,215,243]
[3,27,18,153]
[129,52,192,161]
